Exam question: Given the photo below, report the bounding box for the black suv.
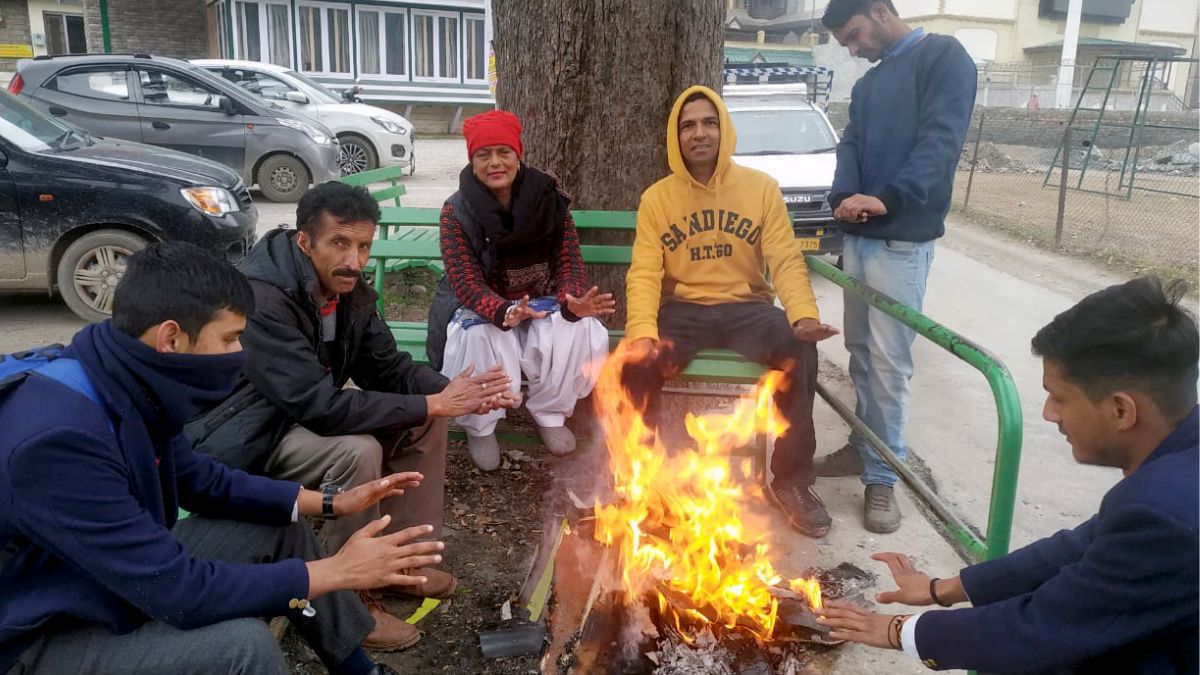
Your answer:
[0,90,257,321]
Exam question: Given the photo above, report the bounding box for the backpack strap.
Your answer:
[34,358,103,408]
[33,358,114,433]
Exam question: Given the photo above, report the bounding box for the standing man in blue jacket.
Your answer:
[0,243,445,675]
[819,277,1199,674]
[815,0,978,533]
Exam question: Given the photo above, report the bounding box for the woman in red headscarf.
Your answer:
[426,110,615,471]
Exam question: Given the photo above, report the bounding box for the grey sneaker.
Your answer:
[467,433,501,471]
[864,484,902,533]
[815,443,865,478]
[536,425,577,456]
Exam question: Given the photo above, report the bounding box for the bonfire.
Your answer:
[590,342,823,644]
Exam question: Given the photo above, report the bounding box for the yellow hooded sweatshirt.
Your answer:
[625,85,821,343]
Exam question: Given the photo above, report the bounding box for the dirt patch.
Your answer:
[951,170,1199,279]
[380,268,441,322]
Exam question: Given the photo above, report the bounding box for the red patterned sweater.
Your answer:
[440,202,590,329]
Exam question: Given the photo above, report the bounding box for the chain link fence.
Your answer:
[952,107,1199,280]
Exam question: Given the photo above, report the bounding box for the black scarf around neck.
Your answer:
[458,164,570,270]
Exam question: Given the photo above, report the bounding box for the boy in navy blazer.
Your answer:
[820,276,1199,674]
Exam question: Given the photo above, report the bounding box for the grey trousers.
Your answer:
[265,417,449,553]
[6,518,373,675]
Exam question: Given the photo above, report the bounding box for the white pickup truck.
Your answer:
[725,83,843,255]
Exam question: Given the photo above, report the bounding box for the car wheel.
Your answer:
[257,154,311,203]
[56,229,149,322]
[338,134,378,176]
[408,153,416,176]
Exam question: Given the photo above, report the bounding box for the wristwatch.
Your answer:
[321,484,344,520]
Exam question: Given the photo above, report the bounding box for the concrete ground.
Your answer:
[0,136,1157,674]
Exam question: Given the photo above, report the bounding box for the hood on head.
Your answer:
[666,85,736,188]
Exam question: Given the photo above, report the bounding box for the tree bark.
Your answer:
[493,0,724,324]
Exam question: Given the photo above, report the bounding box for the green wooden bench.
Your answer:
[338,166,407,206]
[370,208,772,474]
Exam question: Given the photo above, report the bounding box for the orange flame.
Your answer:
[591,341,822,640]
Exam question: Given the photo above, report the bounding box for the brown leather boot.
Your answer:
[378,567,458,600]
[358,591,421,652]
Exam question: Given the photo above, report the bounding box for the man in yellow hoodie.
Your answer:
[624,86,840,538]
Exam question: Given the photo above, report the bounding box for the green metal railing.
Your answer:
[806,256,1023,562]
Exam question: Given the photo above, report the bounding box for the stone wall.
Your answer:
[0,0,32,74]
[82,0,208,59]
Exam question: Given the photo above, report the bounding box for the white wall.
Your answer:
[1138,0,1199,34]
[955,27,1000,61]
[945,0,1017,19]
[894,0,941,16]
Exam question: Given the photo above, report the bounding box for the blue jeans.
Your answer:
[841,234,936,487]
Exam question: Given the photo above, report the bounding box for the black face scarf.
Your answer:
[457,164,570,270]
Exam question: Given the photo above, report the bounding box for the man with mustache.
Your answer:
[190,182,516,650]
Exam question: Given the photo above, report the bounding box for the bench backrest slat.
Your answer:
[377,207,636,231]
[371,239,632,265]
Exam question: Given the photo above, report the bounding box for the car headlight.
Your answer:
[372,116,408,136]
[279,118,331,145]
[181,187,239,217]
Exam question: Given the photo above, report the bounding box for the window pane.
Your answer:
[138,70,222,109]
[66,15,87,54]
[385,13,406,76]
[216,2,228,57]
[466,17,484,80]
[51,69,129,101]
[45,14,67,55]
[439,17,458,79]
[299,6,322,71]
[414,15,433,77]
[267,4,290,66]
[330,8,350,73]
[223,68,294,101]
[358,10,380,74]
[238,2,261,62]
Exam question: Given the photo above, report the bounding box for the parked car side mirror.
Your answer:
[285,91,309,105]
[217,96,238,116]
[0,149,7,168]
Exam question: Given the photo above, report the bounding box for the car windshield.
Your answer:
[284,70,342,103]
[0,91,90,152]
[730,109,838,156]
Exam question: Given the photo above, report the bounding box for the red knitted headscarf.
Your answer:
[462,109,523,158]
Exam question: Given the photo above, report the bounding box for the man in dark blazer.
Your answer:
[819,276,1199,674]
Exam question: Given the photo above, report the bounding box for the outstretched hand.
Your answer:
[793,318,841,342]
[428,365,512,417]
[565,286,617,319]
[333,472,423,517]
[503,295,550,328]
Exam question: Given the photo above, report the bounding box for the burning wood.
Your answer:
[589,344,827,644]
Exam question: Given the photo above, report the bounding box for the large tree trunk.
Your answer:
[493,0,724,325]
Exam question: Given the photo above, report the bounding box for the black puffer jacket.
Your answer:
[187,228,449,473]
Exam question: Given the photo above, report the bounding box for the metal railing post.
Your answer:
[807,256,1024,561]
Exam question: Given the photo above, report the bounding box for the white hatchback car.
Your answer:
[726,83,843,255]
[193,59,415,177]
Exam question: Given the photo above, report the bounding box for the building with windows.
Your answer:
[205,0,493,115]
[725,0,1198,108]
